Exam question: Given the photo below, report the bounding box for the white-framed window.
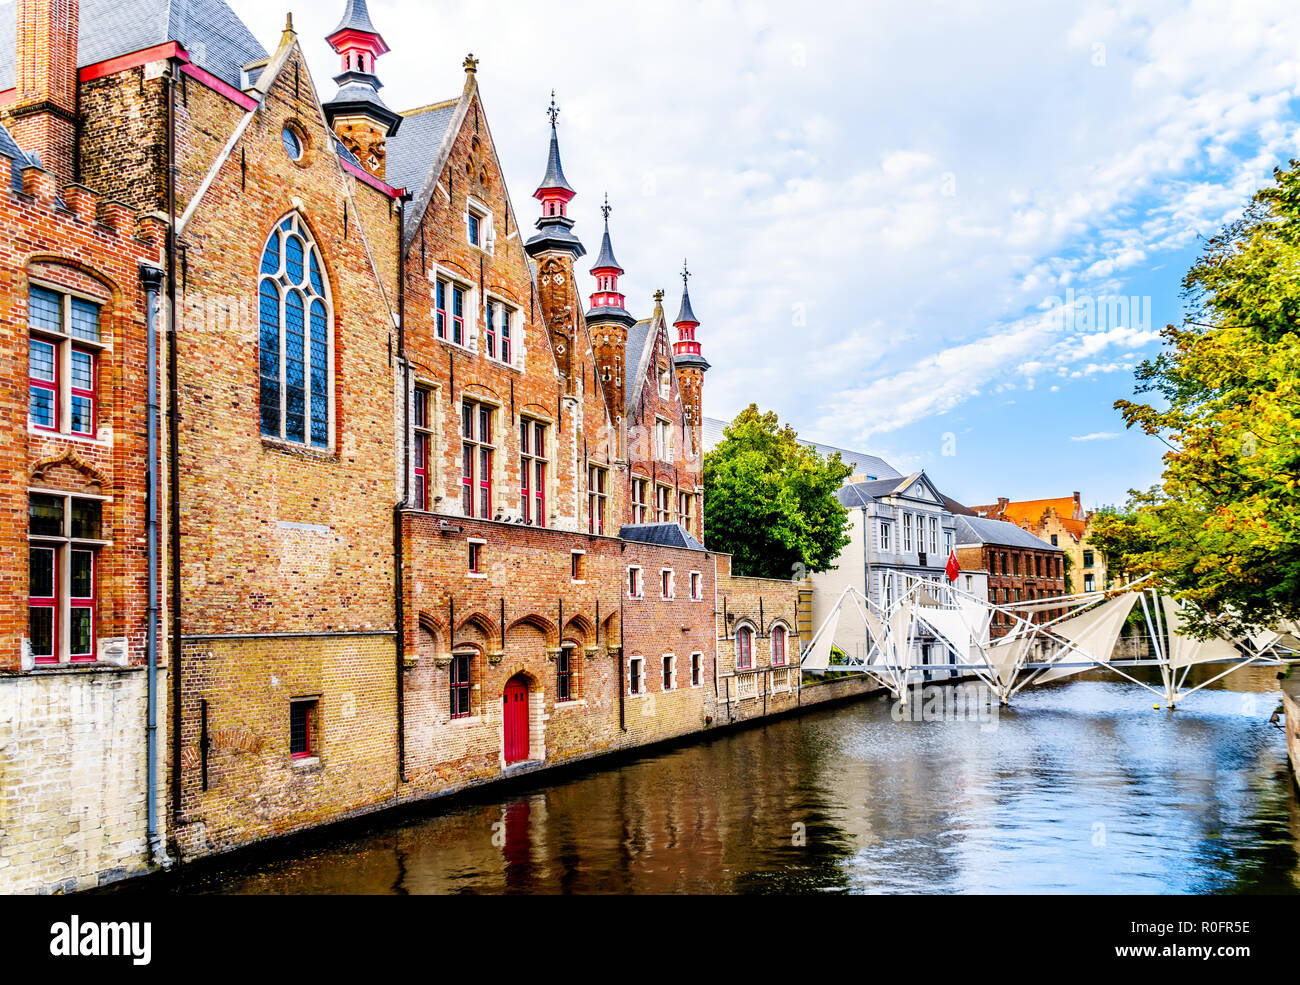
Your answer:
[627,565,643,599]
[964,574,973,592]
[945,531,952,557]
[902,513,912,552]
[484,297,517,364]
[631,477,649,524]
[433,272,473,347]
[929,515,939,555]
[519,417,548,527]
[689,570,703,601]
[571,549,586,583]
[628,655,644,695]
[588,464,608,535]
[659,368,671,401]
[259,212,333,449]
[465,197,495,254]
[678,491,693,534]
[661,654,676,691]
[28,491,109,665]
[461,399,495,518]
[735,624,754,670]
[655,484,672,524]
[660,568,675,599]
[654,418,673,462]
[879,521,891,551]
[690,652,703,687]
[467,537,486,577]
[772,624,789,666]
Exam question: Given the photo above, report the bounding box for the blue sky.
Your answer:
[230,0,1300,511]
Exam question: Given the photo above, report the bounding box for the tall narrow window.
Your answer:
[289,699,316,759]
[588,465,608,535]
[485,301,497,359]
[461,400,494,518]
[450,653,472,719]
[631,478,648,524]
[628,656,643,695]
[773,626,787,666]
[656,485,671,524]
[557,645,574,702]
[500,306,512,363]
[691,652,702,687]
[435,279,447,339]
[880,522,891,551]
[28,286,102,437]
[452,284,465,345]
[902,513,913,552]
[413,385,433,510]
[929,516,938,555]
[259,214,330,448]
[736,626,753,670]
[678,492,692,534]
[520,418,548,526]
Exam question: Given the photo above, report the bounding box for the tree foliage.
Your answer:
[1106,159,1300,636]
[702,405,853,580]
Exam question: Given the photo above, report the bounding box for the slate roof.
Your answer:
[700,417,902,483]
[675,283,698,325]
[591,222,622,272]
[0,0,269,92]
[0,120,32,192]
[625,318,653,407]
[619,523,705,552]
[385,99,457,202]
[537,123,574,194]
[954,514,1061,552]
[330,0,380,37]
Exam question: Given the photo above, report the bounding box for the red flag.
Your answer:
[945,549,960,583]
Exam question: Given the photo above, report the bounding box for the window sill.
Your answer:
[261,437,336,461]
[27,425,109,447]
[447,714,482,727]
[467,572,487,579]
[7,661,142,678]
[291,756,321,772]
[553,698,586,711]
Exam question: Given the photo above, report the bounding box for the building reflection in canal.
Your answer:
[170,665,1299,894]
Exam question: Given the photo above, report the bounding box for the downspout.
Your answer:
[165,60,183,829]
[395,190,412,784]
[140,263,170,868]
[618,596,625,732]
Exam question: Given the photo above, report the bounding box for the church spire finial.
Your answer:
[463,53,478,75]
[601,192,611,224]
[281,13,296,46]
[681,258,691,288]
[548,90,560,128]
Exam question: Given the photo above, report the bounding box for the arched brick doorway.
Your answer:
[503,675,530,764]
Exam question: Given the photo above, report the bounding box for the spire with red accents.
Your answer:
[672,259,708,370]
[525,92,585,260]
[586,194,636,328]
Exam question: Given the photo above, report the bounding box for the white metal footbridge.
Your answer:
[801,575,1299,707]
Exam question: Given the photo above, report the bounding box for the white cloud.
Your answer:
[1070,432,1122,442]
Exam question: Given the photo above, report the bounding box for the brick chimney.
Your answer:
[11,0,80,187]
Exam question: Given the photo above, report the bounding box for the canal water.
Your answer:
[173,667,1300,894]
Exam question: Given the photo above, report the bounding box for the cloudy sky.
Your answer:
[231,0,1300,510]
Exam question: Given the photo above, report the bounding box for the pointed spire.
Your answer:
[537,90,575,195]
[591,194,623,273]
[280,13,297,47]
[331,0,380,36]
[675,259,698,326]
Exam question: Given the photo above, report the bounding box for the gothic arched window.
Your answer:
[259,214,331,448]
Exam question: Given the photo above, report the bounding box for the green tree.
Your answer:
[702,405,852,579]
[1108,159,1300,636]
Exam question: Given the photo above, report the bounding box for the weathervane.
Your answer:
[681,258,691,288]
[547,90,560,127]
[601,192,611,223]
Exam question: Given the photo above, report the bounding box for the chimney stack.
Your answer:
[11,0,80,187]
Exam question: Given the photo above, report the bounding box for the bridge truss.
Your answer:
[800,575,1298,707]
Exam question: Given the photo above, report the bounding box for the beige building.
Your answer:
[968,493,1108,594]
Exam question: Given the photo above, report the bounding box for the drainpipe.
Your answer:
[140,263,170,868]
[165,60,183,829]
[395,190,412,784]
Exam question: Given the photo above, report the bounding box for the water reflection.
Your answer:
[173,668,1299,895]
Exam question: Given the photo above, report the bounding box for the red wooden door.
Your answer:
[503,677,529,764]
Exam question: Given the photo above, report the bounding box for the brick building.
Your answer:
[969,492,1109,594]
[952,515,1065,639]
[0,0,822,889]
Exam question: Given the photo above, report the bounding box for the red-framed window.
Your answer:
[451,284,466,345]
[500,306,512,363]
[656,485,671,523]
[28,545,57,665]
[557,645,574,702]
[773,625,787,666]
[461,400,493,518]
[690,571,702,601]
[289,699,316,759]
[588,465,607,535]
[691,652,702,687]
[661,568,674,599]
[28,286,102,436]
[485,300,497,359]
[736,626,753,670]
[29,494,102,665]
[450,653,472,719]
[413,385,432,510]
[435,279,447,339]
[631,478,648,524]
[520,418,547,527]
[468,541,483,573]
